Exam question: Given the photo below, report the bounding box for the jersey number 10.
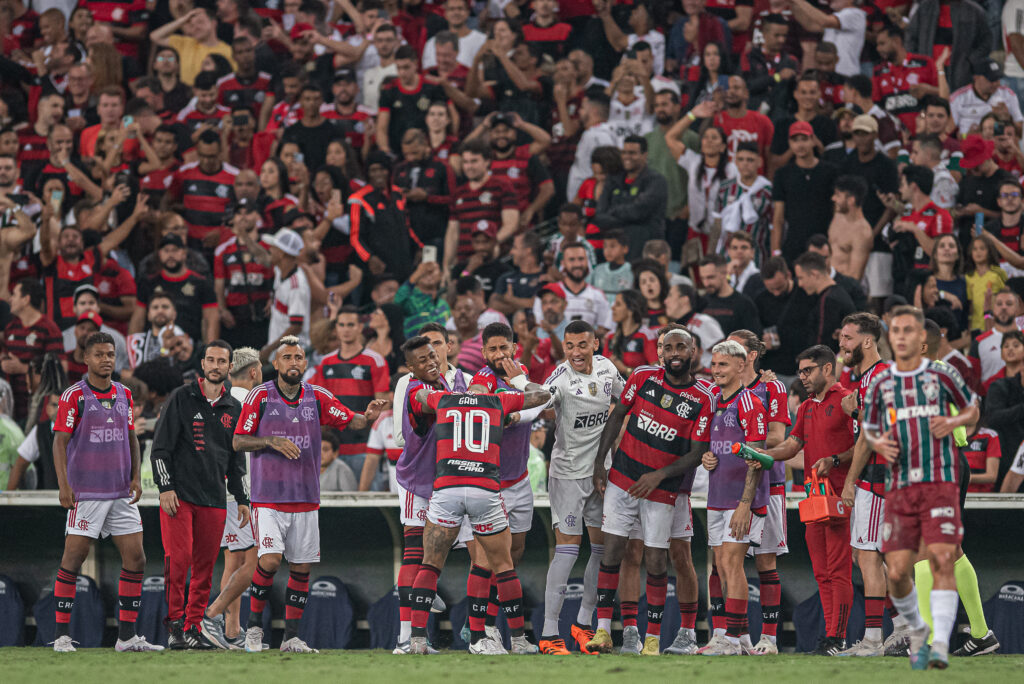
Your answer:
[449,409,491,454]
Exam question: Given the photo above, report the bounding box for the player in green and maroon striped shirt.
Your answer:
[862,306,978,671]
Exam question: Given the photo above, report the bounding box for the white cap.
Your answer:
[652,76,681,97]
[267,228,303,257]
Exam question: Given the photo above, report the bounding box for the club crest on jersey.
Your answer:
[921,375,939,400]
[604,381,612,395]
[301,406,316,421]
[660,394,673,409]
[588,382,597,396]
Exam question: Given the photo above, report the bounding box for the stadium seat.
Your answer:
[0,574,25,646]
[793,586,879,651]
[137,576,169,647]
[984,581,1024,654]
[32,574,104,647]
[366,585,439,649]
[297,576,354,650]
[528,576,588,650]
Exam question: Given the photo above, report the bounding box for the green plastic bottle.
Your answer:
[730,442,775,470]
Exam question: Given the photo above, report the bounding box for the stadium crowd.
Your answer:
[0,0,1023,666]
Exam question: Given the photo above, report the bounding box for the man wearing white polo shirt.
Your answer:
[789,0,866,78]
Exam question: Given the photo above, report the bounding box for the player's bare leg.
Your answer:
[885,548,932,669]
[110,532,160,651]
[704,542,751,655]
[616,538,644,654]
[203,546,257,648]
[639,545,669,655]
[409,522,460,654]
[52,535,94,652]
[840,549,887,656]
[588,532,628,653]
[664,538,699,654]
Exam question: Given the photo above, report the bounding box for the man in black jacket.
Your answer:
[592,135,668,258]
[152,340,248,649]
[349,150,424,282]
[393,129,457,250]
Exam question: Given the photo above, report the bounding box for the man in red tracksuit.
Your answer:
[151,340,248,649]
[757,345,856,654]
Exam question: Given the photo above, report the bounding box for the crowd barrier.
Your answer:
[1,491,1022,650]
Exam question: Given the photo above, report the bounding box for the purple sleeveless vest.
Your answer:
[490,375,530,484]
[250,381,322,504]
[67,380,132,501]
[707,389,769,510]
[397,369,467,499]
[747,381,786,487]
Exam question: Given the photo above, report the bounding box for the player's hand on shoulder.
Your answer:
[702,451,718,471]
[506,412,521,426]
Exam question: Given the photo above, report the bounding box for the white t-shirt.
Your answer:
[568,122,620,201]
[361,63,398,112]
[269,266,311,350]
[950,83,1024,134]
[609,93,653,139]
[1003,0,1024,79]
[628,31,665,78]
[685,312,725,368]
[545,355,625,479]
[421,29,487,69]
[532,283,615,333]
[824,7,866,77]
[17,423,47,463]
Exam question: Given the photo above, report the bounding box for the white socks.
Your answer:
[890,588,926,630]
[576,543,603,626]
[930,589,958,652]
[542,544,579,635]
[597,617,612,633]
[399,620,411,642]
[864,627,882,642]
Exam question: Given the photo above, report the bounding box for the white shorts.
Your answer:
[707,508,766,548]
[670,494,694,540]
[221,500,256,552]
[252,507,321,564]
[850,487,885,552]
[427,486,508,536]
[502,475,534,535]
[865,252,894,298]
[601,482,674,549]
[66,498,142,539]
[398,484,430,528]
[548,475,603,535]
[751,493,788,556]
[388,464,401,494]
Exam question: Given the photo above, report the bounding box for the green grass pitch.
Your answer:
[2,649,1023,684]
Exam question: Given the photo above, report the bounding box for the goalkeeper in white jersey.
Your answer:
[538,320,625,655]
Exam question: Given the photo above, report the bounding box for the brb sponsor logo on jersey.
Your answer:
[574,411,608,428]
[636,413,678,441]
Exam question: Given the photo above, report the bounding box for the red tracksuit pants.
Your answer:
[805,518,853,638]
[160,501,227,629]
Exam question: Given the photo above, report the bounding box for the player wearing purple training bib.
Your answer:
[51,332,162,653]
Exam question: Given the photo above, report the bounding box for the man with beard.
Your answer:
[713,76,774,165]
[151,340,249,649]
[827,176,873,281]
[592,135,668,259]
[130,233,219,343]
[533,244,613,339]
[588,327,714,656]
[235,337,388,653]
[394,129,457,250]
[537,320,624,655]
[217,37,275,126]
[391,323,468,653]
[465,112,552,229]
[125,294,190,370]
[214,200,274,350]
[165,129,239,248]
[37,189,137,331]
[465,323,548,648]
[321,68,375,162]
[872,25,939,137]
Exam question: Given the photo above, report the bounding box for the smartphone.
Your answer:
[330,189,342,204]
[115,171,132,188]
[422,245,437,263]
[122,115,133,127]
[294,152,305,164]
[994,121,1006,137]
[975,212,985,237]
[50,189,63,211]
[233,114,249,126]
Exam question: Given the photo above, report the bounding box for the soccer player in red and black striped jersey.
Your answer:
[442,139,519,275]
[862,306,978,670]
[587,326,713,655]
[309,306,390,486]
[406,351,550,655]
[838,312,898,655]
[165,129,238,246]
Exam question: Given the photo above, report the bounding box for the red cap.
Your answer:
[472,219,498,239]
[290,23,315,41]
[539,283,567,300]
[959,134,995,170]
[77,310,103,329]
[788,121,814,138]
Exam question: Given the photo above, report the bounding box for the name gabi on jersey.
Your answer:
[574,411,609,429]
[636,414,678,441]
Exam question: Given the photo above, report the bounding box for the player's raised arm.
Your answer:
[500,357,553,409]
